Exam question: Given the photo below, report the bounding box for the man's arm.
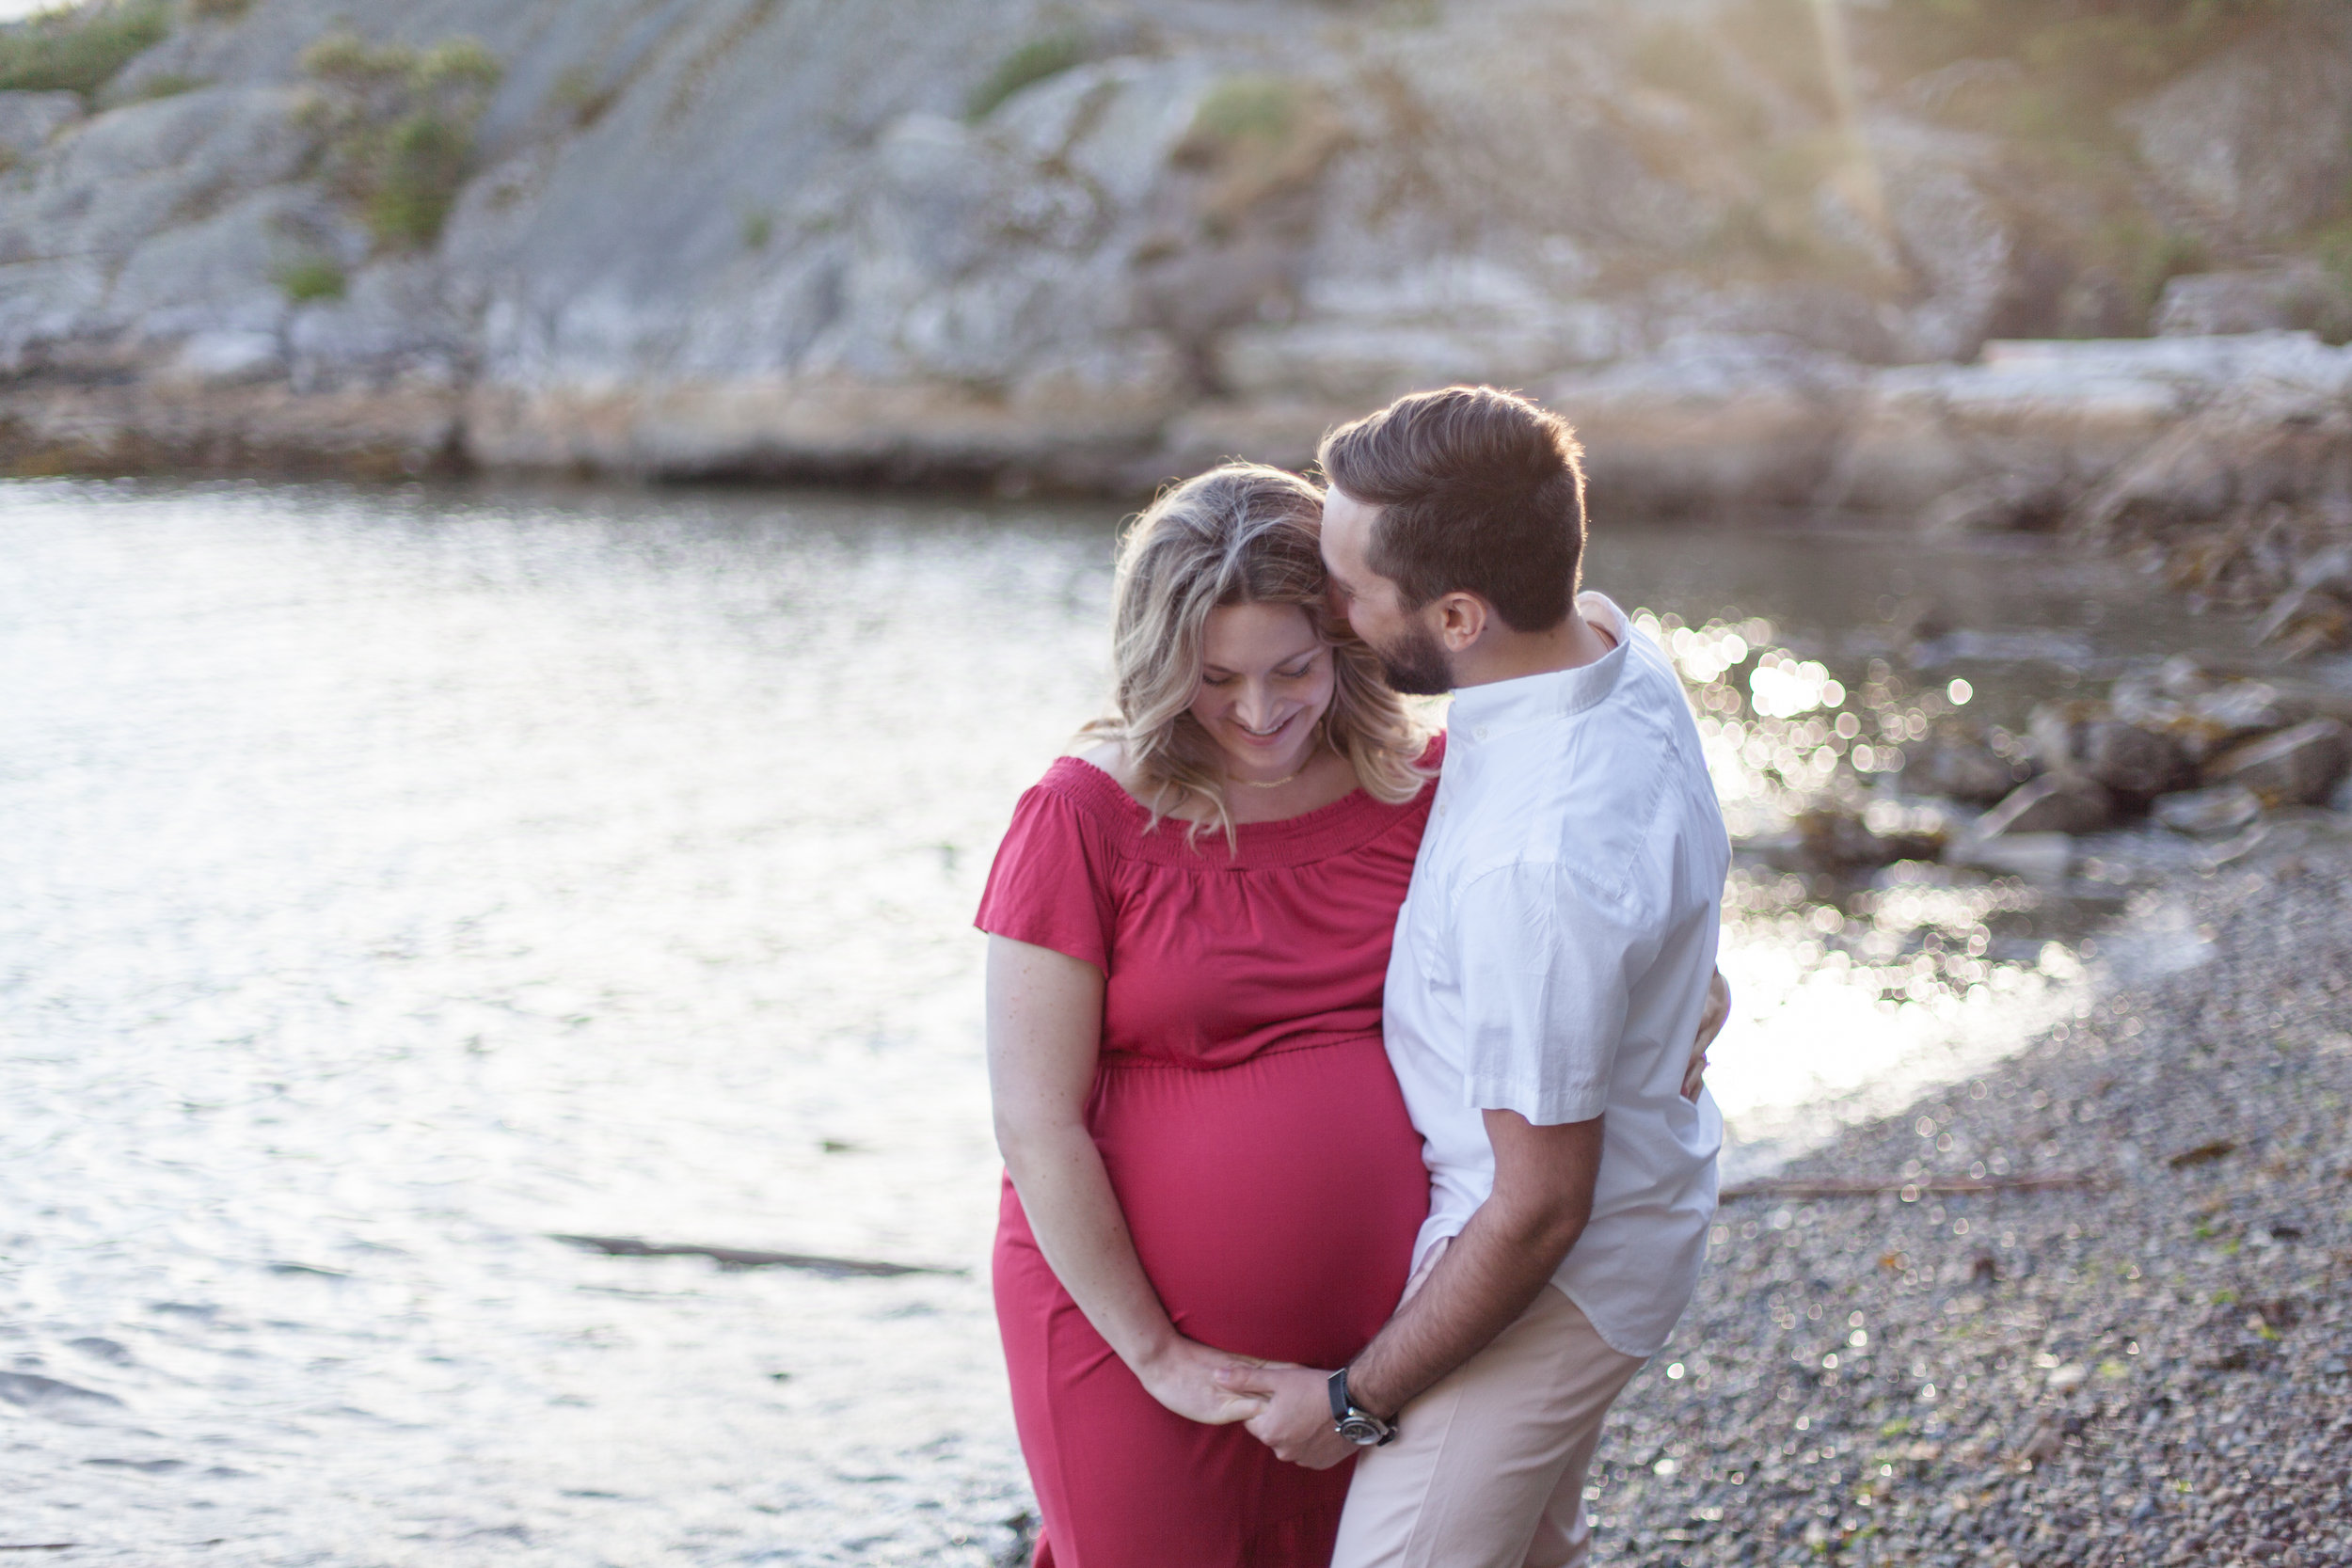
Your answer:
[1221,1109,1602,1468]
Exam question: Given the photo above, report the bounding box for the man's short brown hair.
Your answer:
[1317,385,1588,633]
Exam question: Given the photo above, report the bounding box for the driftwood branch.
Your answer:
[550,1234,961,1278]
[0,1547,79,1554]
[1720,1173,2103,1201]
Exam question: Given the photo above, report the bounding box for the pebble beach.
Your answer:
[1591,853,2352,1568]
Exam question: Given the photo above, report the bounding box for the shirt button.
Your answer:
[1473,725,1489,740]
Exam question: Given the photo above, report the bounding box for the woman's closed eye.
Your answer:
[1202,658,1319,687]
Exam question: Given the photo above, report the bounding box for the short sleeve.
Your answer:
[975,783,1117,972]
[1455,863,1638,1125]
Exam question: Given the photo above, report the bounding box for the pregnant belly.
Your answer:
[1089,1035,1429,1369]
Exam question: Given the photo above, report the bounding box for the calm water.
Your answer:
[0,479,2252,1564]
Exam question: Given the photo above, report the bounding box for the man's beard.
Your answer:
[1371,621,1454,696]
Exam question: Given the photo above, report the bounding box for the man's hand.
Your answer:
[1134,1338,1270,1426]
[1683,967,1731,1102]
[1215,1364,1354,1469]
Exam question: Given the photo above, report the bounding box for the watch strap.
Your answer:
[1327,1366,1351,1424]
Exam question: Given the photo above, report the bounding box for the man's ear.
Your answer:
[1434,592,1489,653]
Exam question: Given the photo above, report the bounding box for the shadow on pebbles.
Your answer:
[1596,854,2352,1568]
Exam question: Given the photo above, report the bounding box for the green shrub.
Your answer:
[1172,74,1350,234]
[0,0,172,98]
[1186,74,1300,148]
[124,70,206,101]
[188,0,250,20]
[297,30,501,250]
[964,27,1088,121]
[369,111,469,245]
[274,255,345,301]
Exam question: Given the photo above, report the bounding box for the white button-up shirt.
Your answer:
[1384,592,1730,1358]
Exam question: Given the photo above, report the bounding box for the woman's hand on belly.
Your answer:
[1136,1337,1282,1426]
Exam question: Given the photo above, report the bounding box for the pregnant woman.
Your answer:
[980,463,1724,1565]
[979,463,1439,1566]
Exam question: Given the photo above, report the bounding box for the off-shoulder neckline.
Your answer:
[1041,746,1436,869]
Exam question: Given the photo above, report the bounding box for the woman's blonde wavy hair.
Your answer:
[1082,462,1430,845]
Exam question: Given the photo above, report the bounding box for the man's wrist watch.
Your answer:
[1327,1366,1398,1448]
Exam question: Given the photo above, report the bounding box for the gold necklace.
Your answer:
[1233,767,1305,789]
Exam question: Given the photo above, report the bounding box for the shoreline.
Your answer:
[3,331,2347,516]
[1593,847,2352,1568]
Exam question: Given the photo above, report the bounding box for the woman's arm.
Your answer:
[986,934,1268,1425]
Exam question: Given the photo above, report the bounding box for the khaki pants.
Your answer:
[1332,1243,1648,1568]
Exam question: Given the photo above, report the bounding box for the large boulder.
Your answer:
[2112,674,2302,765]
[2028,699,2194,798]
[1217,258,1627,405]
[2071,336,2352,542]
[2207,719,2352,807]
[1867,117,2010,363]
[2151,784,2263,838]
[1900,724,2028,804]
[1821,338,2231,515]
[2155,263,2352,341]
[2120,15,2352,245]
[0,91,81,165]
[2254,545,2352,657]
[1541,334,1866,514]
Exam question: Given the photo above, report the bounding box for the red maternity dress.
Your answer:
[977,749,1440,1568]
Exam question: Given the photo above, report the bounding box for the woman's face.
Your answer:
[1190,602,1335,784]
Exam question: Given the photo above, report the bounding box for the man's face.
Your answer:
[1320,485,1455,696]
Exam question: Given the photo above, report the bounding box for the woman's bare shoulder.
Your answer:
[1072,739,1206,821]
[1073,738,1128,779]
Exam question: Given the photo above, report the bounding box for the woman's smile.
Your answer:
[1193,601,1337,784]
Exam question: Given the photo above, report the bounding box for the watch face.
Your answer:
[1337,1415,1385,1447]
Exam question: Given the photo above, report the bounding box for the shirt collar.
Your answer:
[1446,592,1631,745]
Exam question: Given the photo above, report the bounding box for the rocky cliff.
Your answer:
[2,0,2351,533]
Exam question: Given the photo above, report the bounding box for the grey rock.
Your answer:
[2290,544,2352,597]
[0,90,83,163]
[2108,678,2301,766]
[1868,116,2010,363]
[1541,334,1866,515]
[1977,775,2116,838]
[2152,784,2264,838]
[2155,262,2352,340]
[2120,17,2352,245]
[1901,727,2026,805]
[5,0,2352,492]
[2029,700,2194,798]
[109,184,320,336]
[2191,681,2297,739]
[169,328,284,385]
[2209,719,2352,807]
[2072,346,2352,542]
[2256,583,2352,654]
